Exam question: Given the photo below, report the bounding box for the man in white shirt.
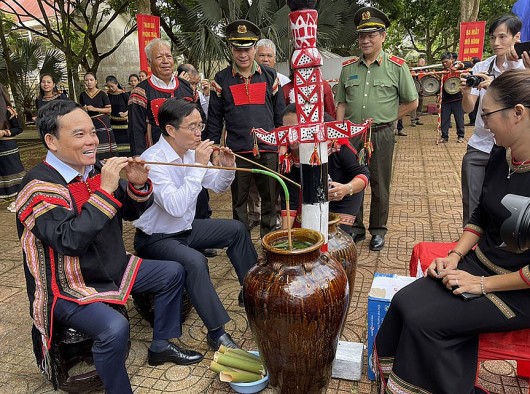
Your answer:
[133,98,257,350]
[461,15,523,226]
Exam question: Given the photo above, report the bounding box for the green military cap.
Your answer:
[354,6,390,33]
[226,20,261,48]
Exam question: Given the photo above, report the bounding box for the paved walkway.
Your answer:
[0,114,528,393]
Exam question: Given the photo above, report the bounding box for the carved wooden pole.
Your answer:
[289,7,329,247]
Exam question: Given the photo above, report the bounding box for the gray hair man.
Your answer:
[256,38,290,86]
[128,38,197,156]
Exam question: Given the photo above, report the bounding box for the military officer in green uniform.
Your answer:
[336,6,418,251]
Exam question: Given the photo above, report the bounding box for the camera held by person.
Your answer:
[500,194,530,253]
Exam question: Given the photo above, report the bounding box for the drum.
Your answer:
[443,77,461,94]
[421,76,440,96]
[414,79,421,94]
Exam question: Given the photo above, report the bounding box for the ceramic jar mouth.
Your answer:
[262,228,324,255]
[328,212,340,226]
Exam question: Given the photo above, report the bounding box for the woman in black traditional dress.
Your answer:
[279,104,369,234]
[79,72,117,159]
[105,75,130,156]
[0,84,24,212]
[35,74,68,111]
[374,69,530,394]
[128,73,140,91]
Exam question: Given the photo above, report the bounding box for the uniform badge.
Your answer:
[362,11,371,20]
[237,25,247,34]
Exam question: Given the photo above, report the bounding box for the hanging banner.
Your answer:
[458,21,487,62]
[137,14,160,75]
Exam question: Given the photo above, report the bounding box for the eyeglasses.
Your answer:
[480,106,512,122]
[179,123,205,133]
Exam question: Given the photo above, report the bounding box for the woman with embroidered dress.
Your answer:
[374,69,530,394]
[105,75,130,156]
[79,72,117,160]
[35,74,69,111]
[0,83,24,212]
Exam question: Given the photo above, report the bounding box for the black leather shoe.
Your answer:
[238,289,244,307]
[370,235,385,251]
[200,249,217,258]
[148,343,204,366]
[352,233,366,243]
[207,332,239,351]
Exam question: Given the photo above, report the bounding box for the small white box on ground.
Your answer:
[367,273,417,380]
[331,341,364,381]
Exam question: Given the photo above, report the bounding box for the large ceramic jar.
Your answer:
[243,228,349,394]
[328,212,358,305]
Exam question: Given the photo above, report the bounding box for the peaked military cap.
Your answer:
[226,20,261,48]
[354,6,391,33]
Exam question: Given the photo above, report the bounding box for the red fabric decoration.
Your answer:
[67,174,102,214]
[309,143,321,166]
[229,82,267,105]
[150,97,169,126]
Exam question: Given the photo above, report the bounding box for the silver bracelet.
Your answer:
[480,276,487,295]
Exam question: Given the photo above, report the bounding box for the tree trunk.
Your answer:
[138,0,151,15]
[460,0,480,22]
[0,17,24,125]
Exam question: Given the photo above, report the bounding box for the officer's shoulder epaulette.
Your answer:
[388,55,406,66]
[342,57,359,67]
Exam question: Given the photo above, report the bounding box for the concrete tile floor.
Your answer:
[0,113,528,393]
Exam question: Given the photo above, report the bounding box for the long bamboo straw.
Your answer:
[141,161,301,188]
[212,148,298,189]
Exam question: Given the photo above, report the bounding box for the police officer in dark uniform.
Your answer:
[336,7,418,251]
[206,20,286,237]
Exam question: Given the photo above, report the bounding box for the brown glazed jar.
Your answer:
[243,228,349,394]
[328,212,358,307]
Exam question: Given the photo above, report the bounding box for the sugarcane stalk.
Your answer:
[209,360,237,374]
[220,371,263,383]
[213,352,265,375]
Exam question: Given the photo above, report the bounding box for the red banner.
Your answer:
[458,21,487,62]
[137,14,160,75]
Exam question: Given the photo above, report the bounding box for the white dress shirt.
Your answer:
[134,136,235,235]
[278,72,291,87]
[468,55,524,153]
[149,73,177,90]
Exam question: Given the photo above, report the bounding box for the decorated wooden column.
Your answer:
[289,7,330,242]
[253,1,371,245]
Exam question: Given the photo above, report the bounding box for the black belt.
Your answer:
[371,123,393,132]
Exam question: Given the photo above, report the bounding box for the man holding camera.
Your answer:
[460,15,523,226]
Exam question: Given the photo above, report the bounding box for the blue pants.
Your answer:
[135,219,257,330]
[54,259,185,394]
[441,100,465,140]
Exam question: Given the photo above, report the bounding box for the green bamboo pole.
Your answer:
[220,371,263,383]
[213,353,265,375]
[224,348,263,364]
[209,360,236,374]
